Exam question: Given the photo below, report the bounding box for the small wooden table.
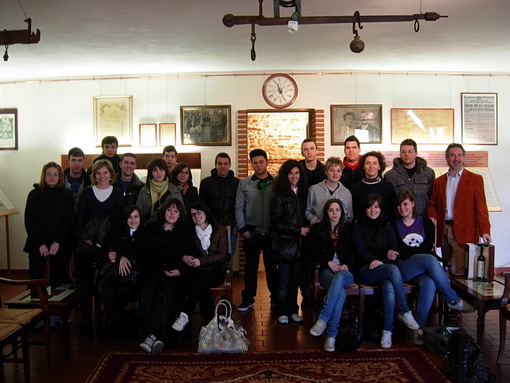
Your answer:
[450,278,504,344]
[5,285,84,358]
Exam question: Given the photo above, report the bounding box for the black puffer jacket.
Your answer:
[199,169,239,226]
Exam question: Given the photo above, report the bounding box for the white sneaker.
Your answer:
[397,311,420,330]
[291,314,303,323]
[447,298,476,313]
[278,315,289,324]
[140,334,156,353]
[310,319,327,336]
[171,312,189,332]
[381,330,392,348]
[324,337,335,352]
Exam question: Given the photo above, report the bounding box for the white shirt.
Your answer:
[445,168,463,220]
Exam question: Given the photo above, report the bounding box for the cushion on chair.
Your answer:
[0,308,43,325]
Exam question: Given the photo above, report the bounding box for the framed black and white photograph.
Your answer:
[180,105,231,146]
[0,108,18,150]
[331,104,382,145]
[461,93,498,145]
[391,108,454,145]
[93,95,133,147]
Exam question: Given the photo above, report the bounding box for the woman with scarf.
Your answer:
[136,157,184,223]
[171,162,198,213]
[171,201,228,333]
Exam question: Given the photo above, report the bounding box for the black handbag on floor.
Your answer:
[444,327,495,383]
[335,302,362,352]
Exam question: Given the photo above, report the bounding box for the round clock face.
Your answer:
[262,74,298,109]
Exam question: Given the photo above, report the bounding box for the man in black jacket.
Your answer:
[199,152,240,256]
[64,147,91,213]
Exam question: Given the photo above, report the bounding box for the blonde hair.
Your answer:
[90,159,115,185]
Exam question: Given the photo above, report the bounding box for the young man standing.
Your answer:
[340,136,363,190]
[64,147,91,212]
[162,145,178,173]
[199,152,240,256]
[235,149,278,311]
[306,156,353,225]
[427,143,491,277]
[92,136,122,173]
[299,138,326,187]
[384,138,435,216]
[112,153,143,205]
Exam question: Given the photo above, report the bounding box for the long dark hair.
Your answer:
[171,162,193,187]
[321,198,345,236]
[189,200,217,228]
[273,159,308,198]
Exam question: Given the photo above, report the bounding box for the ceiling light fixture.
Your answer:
[223,0,447,60]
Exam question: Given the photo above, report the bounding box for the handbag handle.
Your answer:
[215,299,233,320]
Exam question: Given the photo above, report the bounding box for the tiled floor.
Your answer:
[1,272,509,382]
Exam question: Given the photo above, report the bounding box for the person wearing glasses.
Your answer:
[384,139,435,217]
[171,201,229,332]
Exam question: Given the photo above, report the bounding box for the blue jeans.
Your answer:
[319,269,354,338]
[358,263,410,332]
[276,261,302,316]
[397,253,459,327]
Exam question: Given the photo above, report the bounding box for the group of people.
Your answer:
[23,133,491,354]
[236,136,491,352]
[24,137,236,354]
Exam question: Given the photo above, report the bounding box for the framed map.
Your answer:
[391,108,454,144]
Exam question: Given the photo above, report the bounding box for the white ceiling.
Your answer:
[1,0,509,82]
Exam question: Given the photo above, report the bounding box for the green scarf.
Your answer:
[149,178,169,215]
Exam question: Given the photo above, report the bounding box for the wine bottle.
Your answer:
[476,245,486,281]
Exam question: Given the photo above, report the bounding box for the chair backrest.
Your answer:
[0,277,50,311]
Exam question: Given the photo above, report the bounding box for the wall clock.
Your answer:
[262,73,298,109]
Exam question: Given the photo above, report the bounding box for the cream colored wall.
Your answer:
[0,73,508,269]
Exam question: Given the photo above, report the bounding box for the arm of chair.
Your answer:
[0,277,50,312]
[501,272,510,309]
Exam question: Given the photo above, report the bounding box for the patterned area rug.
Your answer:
[86,349,450,383]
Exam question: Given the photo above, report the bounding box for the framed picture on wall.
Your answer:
[139,123,157,147]
[461,93,498,145]
[0,108,18,150]
[391,108,454,144]
[331,104,382,145]
[93,95,133,147]
[159,123,176,146]
[180,105,231,146]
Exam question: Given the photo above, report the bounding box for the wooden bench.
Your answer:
[310,264,418,334]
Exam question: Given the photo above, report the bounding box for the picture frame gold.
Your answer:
[93,96,133,147]
[139,123,157,147]
[391,108,454,145]
[180,105,231,146]
[331,104,382,145]
[159,123,176,146]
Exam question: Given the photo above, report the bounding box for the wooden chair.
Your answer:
[309,263,366,327]
[0,277,51,383]
[210,257,233,304]
[497,272,510,364]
